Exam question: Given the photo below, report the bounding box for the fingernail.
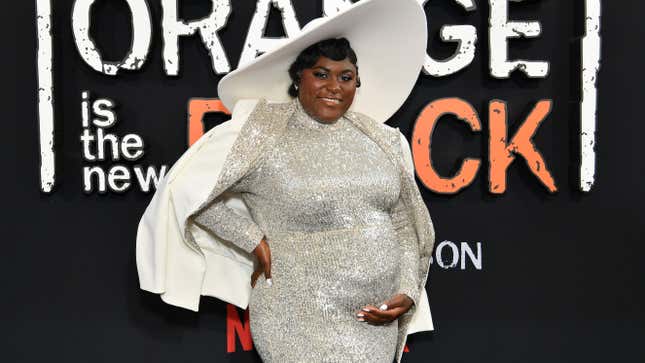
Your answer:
[379,304,388,311]
[266,278,272,287]
[357,313,364,317]
[362,308,370,312]
[357,318,365,322]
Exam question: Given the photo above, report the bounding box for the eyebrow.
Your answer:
[312,66,355,73]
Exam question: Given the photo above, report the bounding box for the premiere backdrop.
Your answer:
[6,0,644,362]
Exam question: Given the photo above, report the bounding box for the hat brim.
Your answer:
[217,0,427,123]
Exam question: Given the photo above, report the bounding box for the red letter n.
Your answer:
[226,304,253,352]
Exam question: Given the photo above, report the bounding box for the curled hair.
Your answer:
[287,37,360,97]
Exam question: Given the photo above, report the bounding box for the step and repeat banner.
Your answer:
[7,0,644,362]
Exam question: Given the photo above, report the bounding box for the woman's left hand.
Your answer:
[356,294,414,325]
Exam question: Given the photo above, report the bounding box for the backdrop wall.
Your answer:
[5,0,644,362]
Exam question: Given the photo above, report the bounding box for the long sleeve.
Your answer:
[193,170,264,254]
[393,129,421,307]
[392,193,420,307]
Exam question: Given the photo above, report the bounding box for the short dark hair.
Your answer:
[287,37,360,97]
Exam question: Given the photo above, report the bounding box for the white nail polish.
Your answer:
[357,313,364,317]
[357,318,365,322]
[266,278,272,287]
[379,304,388,311]
[362,308,370,312]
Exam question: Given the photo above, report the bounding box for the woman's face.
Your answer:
[297,56,358,123]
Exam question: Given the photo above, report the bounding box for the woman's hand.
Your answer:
[251,237,272,288]
[356,294,414,325]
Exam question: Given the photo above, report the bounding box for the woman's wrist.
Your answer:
[252,236,267,254]
[401,293,414,305]
[397,289,418,309]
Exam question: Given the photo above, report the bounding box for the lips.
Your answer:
[318,97,342,105]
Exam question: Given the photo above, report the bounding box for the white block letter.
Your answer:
[72,0,152,75]
[161,0,232,75]
[489,0,549,78]
[580,0,601,192]
[36,0,55,192]
[460,242,482,270]
[92,98,117,128]
[84,166,106,193]
[238,0,301,67]
[121,134,145,161]
[436,241,459,269]
[323,0,353,17]
[421,0,478,77]
[108,166,131,192]
[134,165,168,193]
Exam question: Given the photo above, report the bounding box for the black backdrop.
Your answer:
[5,0,645,362]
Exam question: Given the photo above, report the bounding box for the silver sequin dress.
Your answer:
[195,99,419,362]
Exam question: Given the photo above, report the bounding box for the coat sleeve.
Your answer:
[392,130,421,307]
[193,169,265,254]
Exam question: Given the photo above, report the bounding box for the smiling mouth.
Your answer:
[319,97,342,104]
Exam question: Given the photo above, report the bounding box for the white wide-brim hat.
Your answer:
[217,0,427,123]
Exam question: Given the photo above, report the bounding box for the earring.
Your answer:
[294,84,299,91]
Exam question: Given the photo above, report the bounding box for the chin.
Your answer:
[317,112,343,123]
[318,107,349,122]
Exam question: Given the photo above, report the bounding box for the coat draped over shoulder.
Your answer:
[136,99,436,363]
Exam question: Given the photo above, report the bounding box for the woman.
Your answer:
[136,0,434,362]
[196,38,418,362]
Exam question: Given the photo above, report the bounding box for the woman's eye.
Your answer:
[341,75,353,82]
[314,71,327,79]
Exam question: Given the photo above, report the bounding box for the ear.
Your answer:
[356,76,362,88]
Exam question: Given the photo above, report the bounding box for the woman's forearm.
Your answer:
[193,197,264,254]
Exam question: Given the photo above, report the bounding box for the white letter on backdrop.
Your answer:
[238,0,301,67]
[36,0,55,192]
[323,0,353,17]
[71,0,152,75]
[489,0,549,78]
[162,0,232,75]
[420,0,478,77]
[436,241,459,269]
[580,0,601,192]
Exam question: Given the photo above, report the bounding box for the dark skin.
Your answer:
[296,56,358,123]
[250,56,414,325]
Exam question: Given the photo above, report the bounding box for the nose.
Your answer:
[326,77,341,93]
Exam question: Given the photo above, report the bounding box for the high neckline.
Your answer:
[290,98,344,131]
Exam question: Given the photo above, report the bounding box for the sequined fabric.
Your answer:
[194,99,425,362]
